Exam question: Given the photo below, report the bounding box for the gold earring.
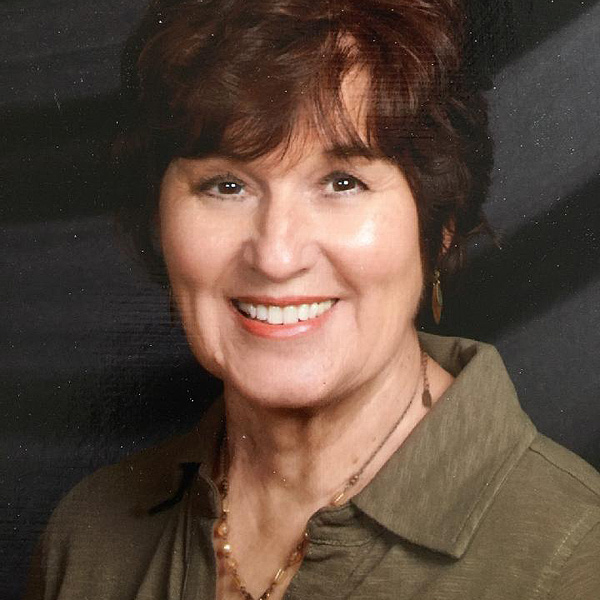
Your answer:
[432,269,443,325]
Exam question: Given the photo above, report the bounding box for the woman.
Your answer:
[26,0,600,599]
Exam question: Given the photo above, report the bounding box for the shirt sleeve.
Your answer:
[23,534,55,600]
[549,522,600,599]
[22,514,70,600]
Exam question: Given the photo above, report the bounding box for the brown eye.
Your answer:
[323,171,367,196]
[217,181,243,195]
[194,173,247,199]
[332,176,357,192]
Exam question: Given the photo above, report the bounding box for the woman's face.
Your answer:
[159,89,423,409]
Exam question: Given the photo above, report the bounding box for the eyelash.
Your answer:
[193,172,247,199]
[192,171,369,199]
[320,171,369,196]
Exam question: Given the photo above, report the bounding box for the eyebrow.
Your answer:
[189,142,383,165]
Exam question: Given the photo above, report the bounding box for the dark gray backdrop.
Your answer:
[2,1,600,598]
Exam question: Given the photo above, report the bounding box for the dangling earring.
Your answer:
[432,269,443,325]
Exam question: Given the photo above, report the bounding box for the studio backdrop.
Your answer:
[1,1,599,598]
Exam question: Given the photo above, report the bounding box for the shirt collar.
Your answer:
[176,334,537,558]
[351,333,537,558]
[140,397,225,518]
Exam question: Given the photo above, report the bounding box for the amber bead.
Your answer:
[215,520,229,538]
[332,491,345,506]
[222,542,232,557]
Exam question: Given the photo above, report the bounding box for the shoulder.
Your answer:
[502,433,600,528]
[48,398,223,535]
[43,429,196,551]
[549,520,600,599]
[24,411,221,600]
[50,428,200,531]
[508,433,600,529]
[490,433,600,596]
[527,434,600,501]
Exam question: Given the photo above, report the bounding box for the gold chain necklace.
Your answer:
[214,350,429,600]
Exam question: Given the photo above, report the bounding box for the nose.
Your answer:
[242,191,316,281]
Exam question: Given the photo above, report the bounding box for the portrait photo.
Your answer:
[2,1,599,598]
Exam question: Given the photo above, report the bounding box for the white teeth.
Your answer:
[267,306,283,325]
[282,306,299,324]
[317,300,332,316]
[235,299,336,324]
[297,304,310,321]
[256,305,268,320]
[238,302,252,316]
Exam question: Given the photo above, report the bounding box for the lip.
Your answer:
[229,297,338,339]
[234,295,337,306]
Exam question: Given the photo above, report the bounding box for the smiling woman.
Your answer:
[24,1,600,599]
[159,127,425,407]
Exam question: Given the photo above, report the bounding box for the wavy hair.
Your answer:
[114,0,493,290]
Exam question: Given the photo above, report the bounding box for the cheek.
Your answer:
[330,202,423,293]
[159,202,233,375]
[160,203,231,287]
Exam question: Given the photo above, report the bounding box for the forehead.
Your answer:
[220,68,376,168]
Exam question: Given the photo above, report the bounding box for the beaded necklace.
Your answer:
[214,350,429,600]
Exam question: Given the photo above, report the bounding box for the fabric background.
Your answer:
[1,1,599,598]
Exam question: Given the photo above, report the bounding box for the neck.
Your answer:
[222,333,426,510]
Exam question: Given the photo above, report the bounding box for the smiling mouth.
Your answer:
[232,299,338,325]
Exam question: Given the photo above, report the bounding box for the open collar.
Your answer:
[173,334,537,558]
[351,333,537,558]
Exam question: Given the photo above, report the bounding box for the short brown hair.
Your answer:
[114,0,493,287]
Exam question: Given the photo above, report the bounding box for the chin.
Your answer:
[223,366,341,412]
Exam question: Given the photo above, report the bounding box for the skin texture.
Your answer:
[159,70,426,413]
[160,145,424,408]
[159,75,454,599]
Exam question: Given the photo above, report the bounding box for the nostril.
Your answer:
[241,239,312,282]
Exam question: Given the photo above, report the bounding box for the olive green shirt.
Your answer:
[25,334,600,599]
